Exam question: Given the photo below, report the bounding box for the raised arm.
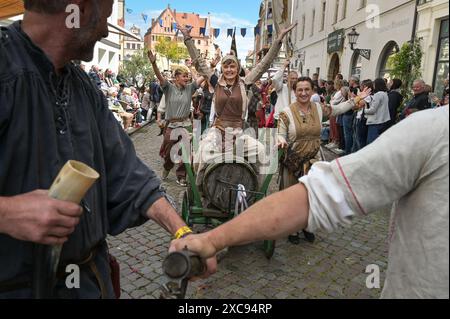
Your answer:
[147,50,167,87]
[272,59,290,92]
[323,87,372,117]
[245,23,297,85]
[179,26,215,80]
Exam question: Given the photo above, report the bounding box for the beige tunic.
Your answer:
[278,102,322,189]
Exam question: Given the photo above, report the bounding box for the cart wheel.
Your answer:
[264,240,275,259]
[181,190,190,225]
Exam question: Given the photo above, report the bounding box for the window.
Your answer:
[378,41,399,79]
[342,0,347,20]
[132,43,136,50]
[334,0,340,24]
[351,52,362,79]
[311,9,315,36]
[300,15,305,40]
[321,2,326,31]
[306,69,310,77]
[359,0,367,9]
[126,43,130,49]
[198,40,201,45]
[434,19,449,98]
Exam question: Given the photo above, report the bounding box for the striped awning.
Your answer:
[0,0,24,19]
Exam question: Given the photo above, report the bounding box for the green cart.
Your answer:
[181,145,282,259]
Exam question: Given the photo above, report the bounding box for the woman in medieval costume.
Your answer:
[177,24,297,189]
[277,77,371,244]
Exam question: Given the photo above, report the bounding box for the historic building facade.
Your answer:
[144,5,214,71]
[416,0,449,97]
[291,0,417,81]
[123,25,144,61]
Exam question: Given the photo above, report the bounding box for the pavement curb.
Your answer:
[127,119,154,136]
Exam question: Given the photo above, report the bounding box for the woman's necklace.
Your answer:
[297,102,311,124]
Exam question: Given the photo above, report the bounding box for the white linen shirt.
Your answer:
[300,106,449,298]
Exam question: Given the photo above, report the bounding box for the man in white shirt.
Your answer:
[171,106,449,299]
[272,59,298,126]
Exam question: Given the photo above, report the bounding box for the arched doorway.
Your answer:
[350,51,362,80]
[377,41,399,80]
[328,53,340,80]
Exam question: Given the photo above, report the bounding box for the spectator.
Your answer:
[340,85,354,155]
[401,79,431,119]
[149,79,163,121]
[349,77,360,95]
[312,73,319,88]
[327,79,345,152]
[324,80,335,104]
[272,59,298,127]
[107,87,134,130]
[104,68,114,87]
[442,93,449,107]
[365,78,390,144]
[443,76,449,101]
[120,87,134,109]
[98,69,104,82]
[141,88,151,121]
[354,79,373,152]
[88,65,101,89]
[387,79,404,129]
[310,85,321,103]
[318,79,327,96]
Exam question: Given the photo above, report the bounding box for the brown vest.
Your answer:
[213,83,243,130]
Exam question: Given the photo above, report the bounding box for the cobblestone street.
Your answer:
[108,122,390,299]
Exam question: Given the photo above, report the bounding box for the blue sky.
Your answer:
[124,0,262,60]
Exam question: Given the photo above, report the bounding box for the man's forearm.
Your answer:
[146,197,186,235]
[245,39,283,85]
[207,183,310,252]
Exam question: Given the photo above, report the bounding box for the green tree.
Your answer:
[154,36,189,67]
[387,38,423,102]
[119,48,155,92]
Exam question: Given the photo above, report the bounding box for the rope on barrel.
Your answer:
[234,184,249,217]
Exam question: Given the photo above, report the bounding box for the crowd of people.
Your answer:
[84,64,165,131]
[242,66,450,156]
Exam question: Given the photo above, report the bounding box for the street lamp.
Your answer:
[347,27,371,60]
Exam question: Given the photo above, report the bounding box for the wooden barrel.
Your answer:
[202,159,259,213]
